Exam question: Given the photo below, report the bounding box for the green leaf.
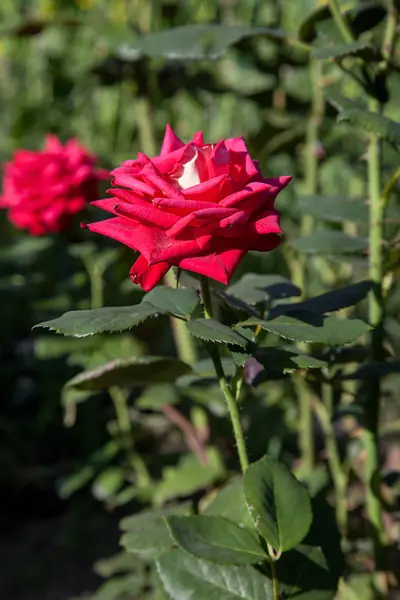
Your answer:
[278,499,344,599]
[297,195,368,223]
[157,549,274,600]
[118,24,285,61]
[311,40,378,61]
[239,311,371,346]
[154,448,225,506]
[291,231,368,255]
[0,237,52,264]
[166,515,266,565]
[186,318,249,347]
[255,347,327,375]
[143,286,200,319]
[136,384,180,410]
[94,551,137,578]
[269,281,372,319]
[227,274,300,305]
[243,455,312,553]
[92,467,125,502]
[120,502,192,531]
[121,516,175,559]
[337,109,400,146]
[326,91,367,113]
[204,479,254,529]
[34,304,164,337]
[58,465,95,499]
[65,356,192,391]
[278,545,338,600]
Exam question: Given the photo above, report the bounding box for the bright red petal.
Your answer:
[129,255,170,291]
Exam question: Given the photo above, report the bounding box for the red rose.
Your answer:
[0,135,105,235]
[86,126,291,291]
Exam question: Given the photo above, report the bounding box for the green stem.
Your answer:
[200,277,249,472]
[81,255,104,310]
[109,386,151,487]
[294,376,315,473]
[164,270,198,365]
[293,60,325,473]
[270,560,280,600]
[364,98,385,565]
[90,265,104,310]
[382,0,398,65]
[327,0,354,43]
[316,384,348,536]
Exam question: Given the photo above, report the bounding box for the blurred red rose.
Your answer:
[86,126,291,291]
[0,135,105,235]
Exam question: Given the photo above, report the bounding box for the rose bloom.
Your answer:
[86,126,291,290]
[0,135,104,235]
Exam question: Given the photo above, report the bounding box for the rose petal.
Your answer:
[166,206,237,238]
[114,201,179,229]
[160,124,185,156]
[85,216,138,251]
[129,255,170,291]
[176,248,245,284]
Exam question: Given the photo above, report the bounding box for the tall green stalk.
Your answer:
[363,98,385,560]
[327,0,389,574]
[200,277,249,473]
[164,270,198,365]
[327,0,354,43]
[294,59,325,474]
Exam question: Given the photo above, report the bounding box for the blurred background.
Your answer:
[1,0,400,599]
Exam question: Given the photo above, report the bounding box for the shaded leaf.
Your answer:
[136,384,180,410]
[337,109,400,145]
[311,40,378,61]
[154,448,224,505]
[92,467,125,502]
[255,347,327,374]
[239,311,371,345]
[167,515,266,565]
[243,455,312,553]
[291,231,368,255]
[227,274,301,306]
[65,356,192,391]
[120,502,192,532]
[297,195,368,223]
[339,360,400,380]
[269,281,372,318]
[118,24,285,61]
[326,91,367,113]
[58,465,95,499]
[278,499,344,599]
[157,549,274,599]
[186,318,249,347]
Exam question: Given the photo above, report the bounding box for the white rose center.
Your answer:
[177,149,200,189]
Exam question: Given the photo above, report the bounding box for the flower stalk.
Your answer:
[200,276,249,472]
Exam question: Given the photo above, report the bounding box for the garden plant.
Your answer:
[1,1,400,599]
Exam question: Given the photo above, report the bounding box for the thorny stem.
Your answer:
[200,276,249,472]
[364,97,386,567]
